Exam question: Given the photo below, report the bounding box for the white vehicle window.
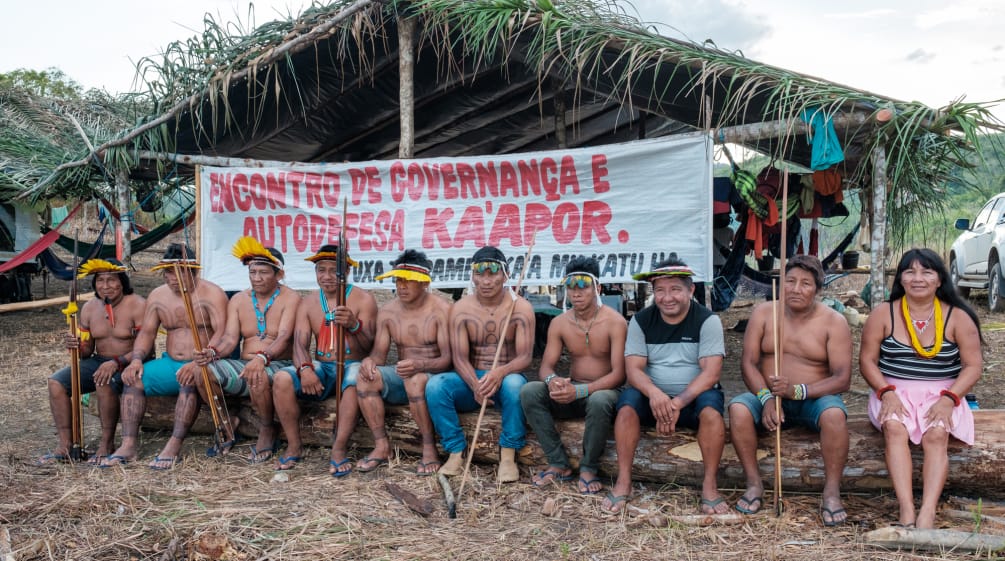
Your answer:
[994,198,1005,225]
[973,199,996,229]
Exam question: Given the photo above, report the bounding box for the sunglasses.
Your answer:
[564,274,596,289]
[471,261,503,275]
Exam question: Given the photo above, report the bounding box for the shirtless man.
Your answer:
[182,237,300,465]
[728,255,852,525]
[41,259,145,464]
[272,243,376,474]
[356,250,452,475]
[101,244,228,469]
[426,246,535,483]
[521,256,626,494]
[602,257,728,515]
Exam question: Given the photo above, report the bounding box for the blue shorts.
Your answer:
[729,392,847,432]
[279,360,360,401]
[50,355,123,395]
[366,365,427,405]
[616,386,724,430]
[141,355,190,396]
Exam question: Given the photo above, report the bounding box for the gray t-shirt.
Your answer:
[625,302,725,396]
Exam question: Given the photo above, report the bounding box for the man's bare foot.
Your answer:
[531,466,573,487]
[820,495,848,526]
[602,491,630,514]
[415,445,441,476]
[438,452,464,476]
[577,471,603,495]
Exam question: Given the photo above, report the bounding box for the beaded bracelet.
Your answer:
[543,374,557,386]
[254,352,271,367]
[206,345,220,361]
[940,389,962,407]
[574,383,589,399]
[792,383,808,401]
[756,388,772,405]
[348,319,362,334]
[298,362,314,374]
[876,385,896,399]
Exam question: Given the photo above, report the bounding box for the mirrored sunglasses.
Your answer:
[471,261,503,275]
[564,274,596,289]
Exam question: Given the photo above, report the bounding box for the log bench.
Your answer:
[133,397,1005,498]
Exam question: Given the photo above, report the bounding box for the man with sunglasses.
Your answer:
[427,246,535,483]
[355,250,452,476]
[602,256,728,515]
[520,257,627,494]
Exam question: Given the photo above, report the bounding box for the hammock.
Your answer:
[38,220,111,280]
[0,204,82,274]
[48,204,195,259]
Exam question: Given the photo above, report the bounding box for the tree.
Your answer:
[0,67,83,99]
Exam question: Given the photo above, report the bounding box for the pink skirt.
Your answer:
[868,377,975,445]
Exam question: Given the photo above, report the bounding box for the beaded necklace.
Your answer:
[902,297,943,359]
[571,304,601,347]
[251,288,280,339]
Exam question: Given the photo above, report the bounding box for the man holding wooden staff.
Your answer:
[101,244,228,469]
[41,259,145,464]
[728,255,852,525]
[427,246,534,483]
[355,249,452,475]
[602,256,728,515]
[272,243,376,475]
[520,256,626,494]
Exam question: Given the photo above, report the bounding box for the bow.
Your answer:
[334,198,349,407]
[63,232,87,462]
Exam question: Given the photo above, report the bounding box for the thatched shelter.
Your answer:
[6,0,1003,301]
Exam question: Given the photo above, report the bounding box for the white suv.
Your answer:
[950,192,1005,312]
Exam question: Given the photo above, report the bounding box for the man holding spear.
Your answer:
[427,246,535,483]
[728,255,852,525]
[41,258,145,464]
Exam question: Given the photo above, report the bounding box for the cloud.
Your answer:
[905,49,936,64]
[629,0,770,53]
[915,6,978,29]
[822,9,896,20]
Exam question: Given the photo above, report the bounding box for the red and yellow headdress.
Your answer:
[305,244,358,267]
[376,263,431,283]
[632,265,695,282]
[76,258,127,279]
[231,236,284,270]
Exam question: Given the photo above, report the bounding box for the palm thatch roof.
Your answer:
[6,0,1004,240]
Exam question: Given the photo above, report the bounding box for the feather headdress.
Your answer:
[76,258,127,279]
[232,236,283,269]
[305,244,358,267]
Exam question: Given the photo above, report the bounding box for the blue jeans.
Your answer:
[729,392,847,431]
[426,369,527,453]
[278,360,360,401]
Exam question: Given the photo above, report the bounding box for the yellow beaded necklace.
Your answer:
[901,297,943,359]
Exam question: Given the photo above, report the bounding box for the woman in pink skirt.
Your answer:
[860,248,983,529]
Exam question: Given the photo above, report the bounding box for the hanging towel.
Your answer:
[801,107,845,170]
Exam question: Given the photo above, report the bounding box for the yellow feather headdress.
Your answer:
[150,259,202,272]
[375,263,431,283]
[231,236,283,269]
[76,258,127,279]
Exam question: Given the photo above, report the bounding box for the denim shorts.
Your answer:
[729,392,847,432]
[616,385,724,430]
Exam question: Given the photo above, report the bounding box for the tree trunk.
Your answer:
[134,398,1005,498]
[869,143,887,309]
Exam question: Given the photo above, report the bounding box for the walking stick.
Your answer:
[457,236,536,499]
[334,198,349,410]
[65,233,87,462]
[772,170,791,517]
[173,262,235,452]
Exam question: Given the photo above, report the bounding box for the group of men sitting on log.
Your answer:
[42,237,982,529]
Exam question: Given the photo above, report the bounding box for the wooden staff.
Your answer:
[772,170,791,516]
[66,234,87,462]
[173,262,235,450]
[334,198,349,408]
[457,235,536,499]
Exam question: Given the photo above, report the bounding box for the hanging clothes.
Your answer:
[801,107,846,170]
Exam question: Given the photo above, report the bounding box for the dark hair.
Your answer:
[266,247,285,265]
[472,246,508,273]
[889,248,982,340]
[163,243,195,260]
[565,255,600,277]
[786,254,824,290]
[392,249,432,270]
[652,254,693,288]
[89,258,133,295]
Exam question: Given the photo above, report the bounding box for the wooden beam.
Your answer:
[864,526,1005,553]
[397,15,417,159]
[713,112,872,145]
[0,293,94,314]
[870,143,888,308]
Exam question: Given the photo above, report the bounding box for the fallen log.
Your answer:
[133,398,1005,498]
[864,526,1005,553]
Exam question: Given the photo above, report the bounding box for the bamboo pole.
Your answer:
[869,144,888,309]
[116,170,132,266]
[397,15,416,159]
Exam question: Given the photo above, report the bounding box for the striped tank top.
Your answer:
[877,302,961,381]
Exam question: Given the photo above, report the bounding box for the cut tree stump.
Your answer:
[130,398,1005,498]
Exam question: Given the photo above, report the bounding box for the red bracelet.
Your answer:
[298,362,314,374]
[940,389,962,407]
[876,385,896,399]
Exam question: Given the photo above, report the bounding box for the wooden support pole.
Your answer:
[553,84,567,148]
[397,15,416,159]
[869,143,888,308]
[115,170,132,266]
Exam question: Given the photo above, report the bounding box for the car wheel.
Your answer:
[950,256,970,298]
[990,262,1005,313]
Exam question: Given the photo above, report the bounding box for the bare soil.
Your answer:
[2,233,1004,560]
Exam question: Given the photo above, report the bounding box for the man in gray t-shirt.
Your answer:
[601,257,728,516]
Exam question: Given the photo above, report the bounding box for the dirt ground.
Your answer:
[2,234,1005,560]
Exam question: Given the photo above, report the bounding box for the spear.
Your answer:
[66,232,87,462]
[457,235,536,499]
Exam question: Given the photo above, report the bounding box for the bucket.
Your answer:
[841,251,860,270]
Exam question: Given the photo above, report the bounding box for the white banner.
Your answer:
[198,133,713,291]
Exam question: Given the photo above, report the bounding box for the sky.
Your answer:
[1,0,1002,120]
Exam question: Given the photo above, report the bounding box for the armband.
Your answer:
[940,389,961,407]
[792,383,808,401]
[77,327,92,342]
[876,385,896,399]
[574,384,589,399]
[543,374,557,386]
[756,388,772,405]
[254,352,271,367]
[298,362,315,374]
[348,319,362,334]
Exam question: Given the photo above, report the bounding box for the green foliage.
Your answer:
[0,67,83,99]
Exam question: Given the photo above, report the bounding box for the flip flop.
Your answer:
[87,454,109,466]
[601,493,630,515]
[416,460,441,476]
[248,441,280,464]
[735,493,763,515]
[275,455,301,471]
[97,454,131,469]
[700,496,729,515]
[578,475,603,495]
[532,468,574,487]
[206,436,240,458]
[356,456,389,473]
[330,458,354,478]
[35,452,70,466]
[820,506,848,527]
[148,455,178,471]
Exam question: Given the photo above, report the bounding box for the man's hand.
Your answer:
[240,355,268,391]
[122,360,144,386]
[193,348,215,366]
[176,362,200,387]
[762,397,784,430]
[396,358,421,379]
[334,305,358,330]
[547,377,576,405]
[360,357,380,382]
[63,333,80,350]
[768,375,790,398]
[300,367,323,396]
[475,368,503,405]
[93,360,119,387]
